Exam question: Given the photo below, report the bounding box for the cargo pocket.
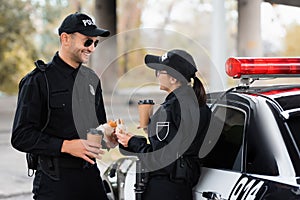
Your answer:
[50,90,68,109]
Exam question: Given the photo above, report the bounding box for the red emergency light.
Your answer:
[226,57,300,78]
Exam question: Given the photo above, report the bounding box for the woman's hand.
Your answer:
[116,131,134,147]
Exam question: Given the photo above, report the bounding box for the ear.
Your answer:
[60,33,71,46]
[169,77,178,84]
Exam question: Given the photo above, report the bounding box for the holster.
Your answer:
[135,159,148,200]
[170,156,188,182]
[26,153,38,177]
[170,156,202,187]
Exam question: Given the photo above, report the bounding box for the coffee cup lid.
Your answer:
[89,128,103,135]
[138,99,155,105]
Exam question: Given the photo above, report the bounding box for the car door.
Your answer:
[194,99,251,200]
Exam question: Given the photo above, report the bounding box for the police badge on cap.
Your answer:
[58,12,110,37]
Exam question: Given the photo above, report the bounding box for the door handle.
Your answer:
[202,191,226,200]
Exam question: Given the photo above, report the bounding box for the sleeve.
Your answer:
[119,136,151,155]
[123,104,181,172]
[11,73,63,156]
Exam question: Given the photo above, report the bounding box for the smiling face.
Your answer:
[59,32,98,68]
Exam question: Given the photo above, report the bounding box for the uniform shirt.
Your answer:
[121,85,211,173]
[11,52,107,157]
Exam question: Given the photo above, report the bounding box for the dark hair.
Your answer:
[192,76,207,106]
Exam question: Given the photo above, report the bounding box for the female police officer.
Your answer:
[117,49,211,200]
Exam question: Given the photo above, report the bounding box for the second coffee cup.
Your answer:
[138,99,155,128]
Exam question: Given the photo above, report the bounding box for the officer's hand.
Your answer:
[116,131,134,147]
[105,132,119,148]
[61,139,105,164]
[96,123,118,148]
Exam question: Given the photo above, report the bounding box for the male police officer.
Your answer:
[12,12,115,200]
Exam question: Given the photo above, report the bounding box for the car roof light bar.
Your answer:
[226,57,300,79]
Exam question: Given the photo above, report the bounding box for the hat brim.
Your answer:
[79,28,110,37]
[144,54,165,70]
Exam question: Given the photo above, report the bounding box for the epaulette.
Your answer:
[27,60,49,77]
[34,60,48,72]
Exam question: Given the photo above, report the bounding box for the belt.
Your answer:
[150,175,170,180]
[149,171,169,178]
[58,156,93,168]
[39,155,94,169]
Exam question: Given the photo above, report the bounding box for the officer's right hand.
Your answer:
[61,139,104,164]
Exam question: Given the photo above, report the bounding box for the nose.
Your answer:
[87,44,96,52]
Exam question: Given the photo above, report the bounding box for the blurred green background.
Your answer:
[1,0,300,94]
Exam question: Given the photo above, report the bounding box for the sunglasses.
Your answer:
[84,39,99,48]
[155,70,168,77]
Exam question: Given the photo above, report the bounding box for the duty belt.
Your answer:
[39,155,94,169]
[56,156,94,168]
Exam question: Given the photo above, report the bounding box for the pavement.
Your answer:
[0,88,164,199]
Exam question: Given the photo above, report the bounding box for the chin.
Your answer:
[81,58,89,64]
[159,86,168,92]
[81,55,90,64]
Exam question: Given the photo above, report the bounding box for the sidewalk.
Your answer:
[0,95,31,199]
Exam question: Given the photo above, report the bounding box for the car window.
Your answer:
[245,123,279,176]
[287,116,300,151]
[202,105,245,171]
[269,95,300,176]
[277,94,300,154]
[276,94,300,110]
[276,94,300,153]
[286,116,300,176]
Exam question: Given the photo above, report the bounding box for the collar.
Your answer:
[162,87,182,106]
[163,85,194,105]
[165,85,188,100]
[51,52,81,78]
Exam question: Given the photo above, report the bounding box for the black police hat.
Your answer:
[144,49,197,81]
[58,12,110,37]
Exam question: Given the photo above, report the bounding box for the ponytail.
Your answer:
[191,76,207,106]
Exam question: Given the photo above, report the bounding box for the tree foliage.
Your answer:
[0,0,72,94]
[33,0,73,60]
[117,0,144,74]
[0,0,38,94]
[283,24,300,56]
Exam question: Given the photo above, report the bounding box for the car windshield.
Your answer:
[275,94,300,175]
[276,94,300,149]
[287,115,300,144]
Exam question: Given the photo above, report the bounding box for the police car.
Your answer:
[102,57,300,200]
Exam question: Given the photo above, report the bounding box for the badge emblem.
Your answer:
[161,52,168,62]
[89,84,95,96]
[156,122,170,141]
